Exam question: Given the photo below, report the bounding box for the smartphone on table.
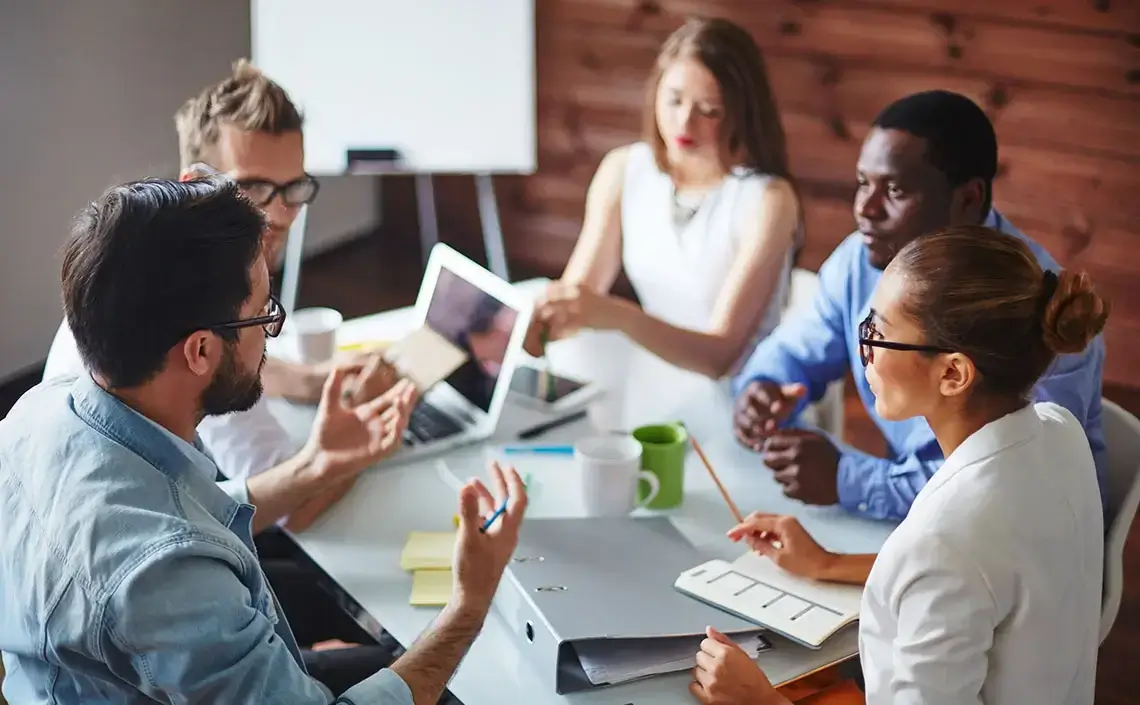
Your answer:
[507,364,602,412]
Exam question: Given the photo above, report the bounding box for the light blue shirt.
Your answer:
[0,374,412,704]
[733,210,1107,521]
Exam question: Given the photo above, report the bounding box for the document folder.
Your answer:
[491,516,758,694]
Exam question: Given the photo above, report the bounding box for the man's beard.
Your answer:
[201,344,265,417]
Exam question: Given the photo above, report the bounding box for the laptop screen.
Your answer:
[424,266,521,413]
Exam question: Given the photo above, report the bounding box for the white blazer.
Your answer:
[859,402,1103,705]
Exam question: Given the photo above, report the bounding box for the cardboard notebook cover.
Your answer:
[675,552,863,650]
[492,516,758,694]
[383,325,468,391]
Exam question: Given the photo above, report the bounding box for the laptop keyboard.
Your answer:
[405,402,465,445]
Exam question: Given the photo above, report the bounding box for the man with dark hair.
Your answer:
[0,177,528,704]
[40,61,410,694]
[732,90,1106,521]
[45,59,387,505]
[62,178,270,398]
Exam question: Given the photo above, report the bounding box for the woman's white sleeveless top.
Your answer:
[619,142,796,375]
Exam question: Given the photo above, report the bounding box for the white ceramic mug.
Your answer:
[576,435,660,517]
[290,307,343,363]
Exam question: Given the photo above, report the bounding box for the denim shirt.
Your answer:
[0,375,412,704]
[732,210,1107,522]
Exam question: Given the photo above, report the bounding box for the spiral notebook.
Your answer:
[675,552,863,650]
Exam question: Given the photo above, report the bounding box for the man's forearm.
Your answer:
[283,475,357,533]
[262,356,325,403]
[245,448,328,534]
[389,601,487,704]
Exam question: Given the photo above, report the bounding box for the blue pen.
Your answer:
[501,445,575,455]
[479,497,509,533]
[478,472,531,532]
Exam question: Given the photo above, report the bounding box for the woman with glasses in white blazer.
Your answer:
[688,225,1109,705]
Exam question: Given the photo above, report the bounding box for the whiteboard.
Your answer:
[251,0,536,175]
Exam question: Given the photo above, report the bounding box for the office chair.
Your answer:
[1099,398,1140,643]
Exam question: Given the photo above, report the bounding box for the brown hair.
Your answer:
[642,16,790,179]
[174,59,303,169]
[894,225,1109,399]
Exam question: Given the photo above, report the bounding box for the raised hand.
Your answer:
[733,380,807,450]
[341,351,399,407]
[451,462,529,613]
[304,367,417,480]
[535,280,617,341]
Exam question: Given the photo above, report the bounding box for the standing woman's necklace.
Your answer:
[671,187,706,228]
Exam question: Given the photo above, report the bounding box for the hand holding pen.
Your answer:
[451,462,529,612]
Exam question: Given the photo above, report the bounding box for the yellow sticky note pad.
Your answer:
[410,569,453,607]
[400,531,455,571]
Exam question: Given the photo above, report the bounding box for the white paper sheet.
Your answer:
[572,630,771,686]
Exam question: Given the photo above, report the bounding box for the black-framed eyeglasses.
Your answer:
[858,309,953,367]
[185,161,320,208]
[209,295,287,338]
[234,175,321,208]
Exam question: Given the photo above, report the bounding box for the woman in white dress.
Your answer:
[688,226,1109,705]
[531,16,801,378]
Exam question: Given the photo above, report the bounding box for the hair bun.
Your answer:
[1041,270,1110,355]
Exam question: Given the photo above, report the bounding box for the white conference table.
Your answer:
[266,279,897,704]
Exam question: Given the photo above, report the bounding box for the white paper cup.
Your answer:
[290,307,343,363]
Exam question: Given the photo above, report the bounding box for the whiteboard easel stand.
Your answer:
[413,173,440,272]
[277,174,510,317]
[412,172,510,281]
[474,172,510,281]
[279,204,309,317]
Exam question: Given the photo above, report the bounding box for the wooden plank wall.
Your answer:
[380,0,1140,388]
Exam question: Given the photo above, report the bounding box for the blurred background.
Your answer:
[0,2,1137,702]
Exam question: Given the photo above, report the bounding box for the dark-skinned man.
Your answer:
[731,90,1106,521]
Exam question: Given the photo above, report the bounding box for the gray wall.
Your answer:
[0,0,379,381]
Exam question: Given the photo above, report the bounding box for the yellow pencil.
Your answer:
[690,435,744,524]
[337,339,390,353]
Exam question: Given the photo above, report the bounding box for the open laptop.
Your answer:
[394,243,533,462]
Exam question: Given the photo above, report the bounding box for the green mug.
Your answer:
[632,422,688,509]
